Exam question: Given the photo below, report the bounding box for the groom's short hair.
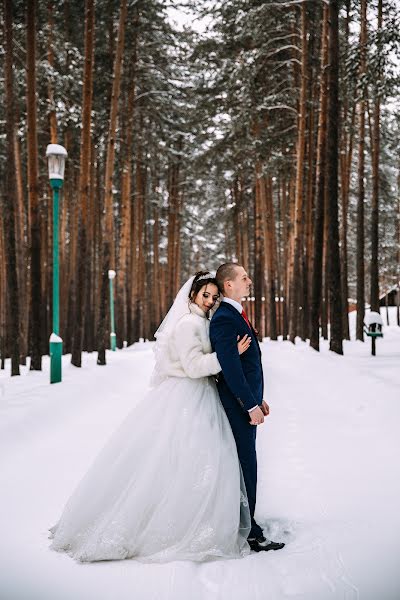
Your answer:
[216,263,242,294]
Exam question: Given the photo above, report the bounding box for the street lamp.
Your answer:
[46,144,67,383]
[108,270,117,351]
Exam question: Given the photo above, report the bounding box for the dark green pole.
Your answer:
[109,270,116,351]
[50,178,63,383]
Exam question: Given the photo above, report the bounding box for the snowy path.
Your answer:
[1,309,399,600]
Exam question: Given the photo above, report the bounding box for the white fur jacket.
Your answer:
[165,303,221,379]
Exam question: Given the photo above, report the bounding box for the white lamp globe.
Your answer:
[46,144,68,180]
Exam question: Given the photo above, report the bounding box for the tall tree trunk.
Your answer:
[233,177,241,261]
[281,178,289,338]
[321,189,329,340]
[356,0,367,341]
[128,122,142,345]
[117,28,138,347]
[64,166,79,355]
[276,178,285,336]
[152,203,161,331]
[326,0,343,354]
[143,182,152,339]
[370,0,383,313]
[85,137,97,351]
[339,0,353,340]
[47,0,58,143]
[264,177,277,340]
[304,66,316,341]
[116,123,132,347]
[14,130,28,364]
[286,177,296,339]
[93,154,103,347]
[135,138,145,339]
[288,2,307,343]
[3,0,21,375]
[11,87,28,365]
[41,197,51,355]
[397,164,400,327]
[71,0,95,367]
[97,0,127,365]
[310,4,328,351]
[174,187,182,297]
[254,161,264,340]
[166,139,182,308]
[339,101,356,341]
[26,0,42,370]
[241,181,249,271]
[166,165,176,310]
[0,212,6,369]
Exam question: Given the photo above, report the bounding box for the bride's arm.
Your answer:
[174,319,221,379]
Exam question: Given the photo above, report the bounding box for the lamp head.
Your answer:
[46,144,68,183]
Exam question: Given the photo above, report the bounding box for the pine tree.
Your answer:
[71,0,95,367]
[370,0,383,313]
[26,0,42,370]
[3,0,21,375]
[96,0,127,365]
[326,0,343,355]
[356,0,367,341]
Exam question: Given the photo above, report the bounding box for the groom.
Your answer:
[210,263,284,552]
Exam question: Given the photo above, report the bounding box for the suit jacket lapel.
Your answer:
[220,301,244,323]
[221,302,256,337]
[218,301,263,362]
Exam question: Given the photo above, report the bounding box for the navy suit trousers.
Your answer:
[217,379,263,539]
[210,301,264,540]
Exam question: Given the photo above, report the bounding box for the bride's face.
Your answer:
[193,283,220,314]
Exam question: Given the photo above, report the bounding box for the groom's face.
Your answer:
[226,266,252,300]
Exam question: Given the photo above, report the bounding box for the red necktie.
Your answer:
[241,309,251,329]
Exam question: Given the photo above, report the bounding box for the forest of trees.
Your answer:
[1,0,399,376]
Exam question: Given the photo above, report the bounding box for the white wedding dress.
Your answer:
[49,283,251,563]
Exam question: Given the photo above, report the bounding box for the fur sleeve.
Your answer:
[174,318,221,379]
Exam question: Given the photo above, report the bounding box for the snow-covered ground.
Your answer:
[1,308,399,600]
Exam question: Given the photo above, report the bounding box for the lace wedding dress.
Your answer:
[49,279,251,563]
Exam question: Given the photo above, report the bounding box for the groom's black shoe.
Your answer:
[248,535,285,552]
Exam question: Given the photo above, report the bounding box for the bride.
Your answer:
[49,272,252,562]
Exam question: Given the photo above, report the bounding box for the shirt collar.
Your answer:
[222,297,243,313]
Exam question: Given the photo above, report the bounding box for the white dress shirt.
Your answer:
[222,296,244,313]
[221,298,259,413]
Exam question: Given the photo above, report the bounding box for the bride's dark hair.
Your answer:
[189,271,219,301]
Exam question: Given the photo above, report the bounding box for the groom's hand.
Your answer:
[249,406,264,426]
[261,400,270,416]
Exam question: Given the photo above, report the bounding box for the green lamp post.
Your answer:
[108,270,117,351]
[46,144,68,383]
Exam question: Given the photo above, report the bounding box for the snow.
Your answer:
[167,5,212,35]
[365,311,383,326]
[1,309,399,600]
[49,333,62,343]
[45,144,68,157]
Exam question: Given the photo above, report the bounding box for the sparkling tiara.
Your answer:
[197,272,216,281]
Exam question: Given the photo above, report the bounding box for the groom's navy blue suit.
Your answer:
[210,300,264,539]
